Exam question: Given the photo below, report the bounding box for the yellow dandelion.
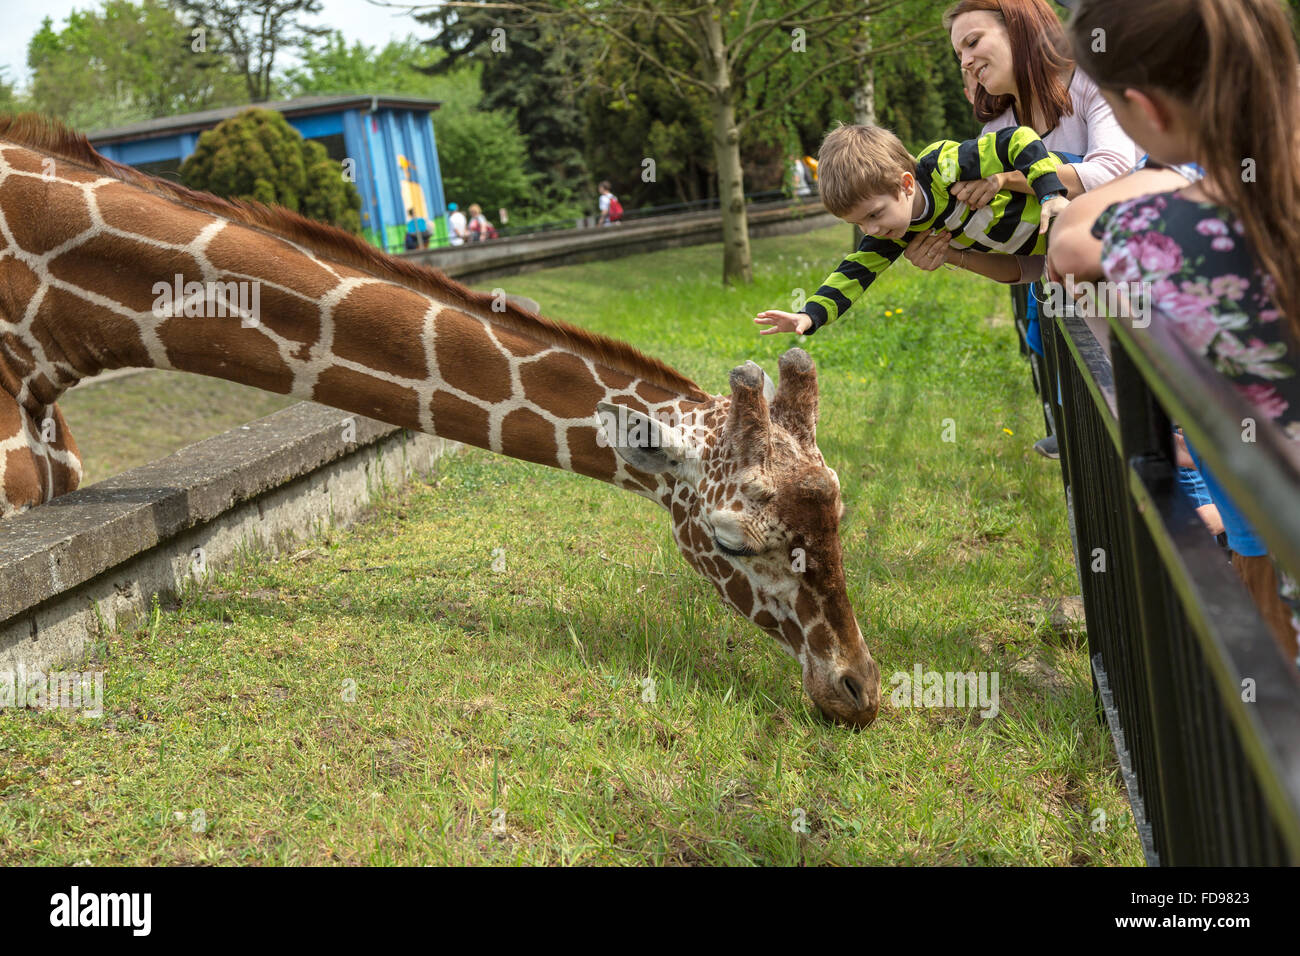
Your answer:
[1003,428,1014,436]
[885,310,893,317]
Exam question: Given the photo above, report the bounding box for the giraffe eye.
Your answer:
[714,536,757,558]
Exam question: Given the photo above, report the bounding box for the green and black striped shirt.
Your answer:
[802,126,1066,334]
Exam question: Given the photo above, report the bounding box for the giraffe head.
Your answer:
[599,347,880,727]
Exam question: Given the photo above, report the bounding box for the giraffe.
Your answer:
[0,115,880,727]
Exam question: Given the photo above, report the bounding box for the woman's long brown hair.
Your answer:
[944,0,1075,132]
[1069,0,1300,344]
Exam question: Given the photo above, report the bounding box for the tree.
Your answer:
[580,17,716,207]
[179,107,361,233]
[401,0,938,285]
[172,0,330,102]
[872,10,980,152]
[25,0,246,130]
[284,32,551,224]
[572,0,970,217]
[0,70,22,115]
[283,33,449,98]
[434,108,538,221]
[413,6,593,217]
[593,0,944,283]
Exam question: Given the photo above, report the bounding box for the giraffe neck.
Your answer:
[0,138,715,506]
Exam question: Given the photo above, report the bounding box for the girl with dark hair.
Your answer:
[1070,0,1300,663]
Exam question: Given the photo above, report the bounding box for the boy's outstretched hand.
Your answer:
[1039,195,1070,236]
[754,310,812,335]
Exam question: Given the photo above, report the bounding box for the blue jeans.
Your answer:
[1177,464,1213,510]
[1027,288,1044,356]
[1185,439,1266,556]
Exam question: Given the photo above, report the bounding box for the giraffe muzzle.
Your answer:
[809,654,881,728]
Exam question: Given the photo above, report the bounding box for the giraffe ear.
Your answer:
[771,347,819,450]
[727,362,773,465]
[596,402,690,475]
[736,362,776,403]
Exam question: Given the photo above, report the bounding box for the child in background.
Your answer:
[447,202,469,246]
[404,208,427,251]
[754,122,1070,337]
[597,181,624,225]
[1070,0,1300,663]
[466,203,498,241]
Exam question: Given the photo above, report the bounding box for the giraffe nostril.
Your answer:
[839,673,863,710]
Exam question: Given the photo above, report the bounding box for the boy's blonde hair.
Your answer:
[816,123,916,218]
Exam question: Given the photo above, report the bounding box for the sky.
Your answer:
[0,0,429,89]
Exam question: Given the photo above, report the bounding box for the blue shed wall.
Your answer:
[90,106,446,253]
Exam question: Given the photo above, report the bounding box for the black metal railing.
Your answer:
[1041,303,1300,865]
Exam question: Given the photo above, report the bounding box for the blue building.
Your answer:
[88,94,448,252]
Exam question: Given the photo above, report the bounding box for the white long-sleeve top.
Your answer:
[982,68,1139,192]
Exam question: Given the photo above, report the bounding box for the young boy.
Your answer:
[755,123,1070,336]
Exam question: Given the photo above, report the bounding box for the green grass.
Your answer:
[0,224,1142,865]
[58,370,299,486]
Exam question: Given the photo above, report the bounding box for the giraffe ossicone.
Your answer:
[0,114,880,727]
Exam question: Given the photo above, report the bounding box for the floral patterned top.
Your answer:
[1092,192,1300,444]
[1094,192,1300,657]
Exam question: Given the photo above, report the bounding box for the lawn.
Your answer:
[58,370,300,486]
[0,223,1142,864]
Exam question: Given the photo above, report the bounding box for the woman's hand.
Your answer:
[950,173,1005,210]
[754,310,812,336]
[904,229,952,272]
[1039,195,1071,236]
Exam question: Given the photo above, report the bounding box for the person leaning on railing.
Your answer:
[1048,160,1229,544]
[1061,0,1300,666]
[905,0,1139,459]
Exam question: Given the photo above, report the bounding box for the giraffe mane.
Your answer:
[0,112,710,403]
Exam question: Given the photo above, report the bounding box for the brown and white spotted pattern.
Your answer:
[0,118,880,726]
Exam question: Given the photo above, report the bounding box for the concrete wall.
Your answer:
[0,404,456,674]
[410,198,839,284]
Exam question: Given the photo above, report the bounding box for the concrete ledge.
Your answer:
[0,403,457,671]
[407,198,840,284]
